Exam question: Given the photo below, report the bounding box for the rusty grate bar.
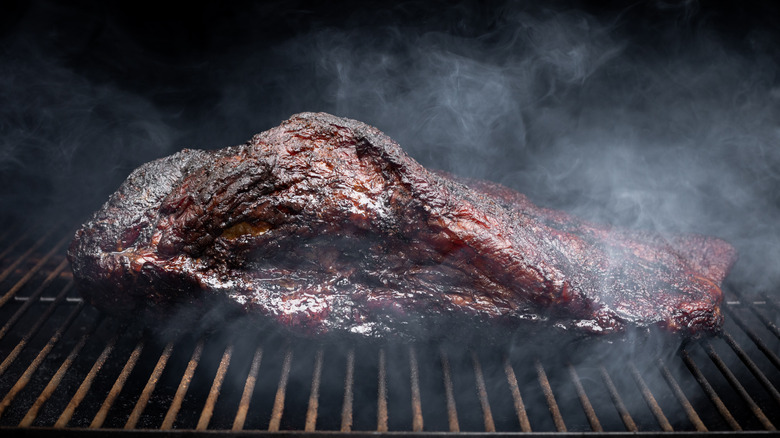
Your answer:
[750,305,780,340]
[0,227,60,287]
[701,341,775,430]
[729,290,780,340]
[535,358,566,432]
[409,347,424,432]
[340,349,355,432]
[0,300,87,418]
[304,348,324,432]
[161,337,206,429]
[502,356,531,432]
[124,340,176,429]
[439,349,459,432]
[268,347,293,432]
[89,338,144,428]
[0,236,69,310]
[628,361,673,431]
[232,346,263,431]
[0,281,73,377]
[657,358,707,431]
[18,317,106,427]
[471,351,495,432]
[729,310,780,370]
[0,229,33,264]
[567,363,602,432]
[377,348,388,432]
[680,348,741,431]
[13,297,82,303]
[600,364,638,431]
[89,337,144,428]
[55,330,122,428]
[720,332,780,406]
[0,258,70,342]
[3,226,780,435]
[196,343,234,430]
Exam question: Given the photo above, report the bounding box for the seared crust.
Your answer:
[68,112,737,338]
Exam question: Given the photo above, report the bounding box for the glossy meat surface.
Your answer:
[68,112,737,338]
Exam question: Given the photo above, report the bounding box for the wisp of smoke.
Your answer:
[2,1,778,426]
[2,1,778,306]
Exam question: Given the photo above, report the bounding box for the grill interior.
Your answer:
[0,222,779,435]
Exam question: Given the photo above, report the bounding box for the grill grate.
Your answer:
[0,225,779,435]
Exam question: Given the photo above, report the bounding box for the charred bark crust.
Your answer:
[68,112,737,340]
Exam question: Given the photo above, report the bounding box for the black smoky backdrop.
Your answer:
[1,0,779,295]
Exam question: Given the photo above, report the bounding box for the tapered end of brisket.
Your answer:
[671,235,738,286]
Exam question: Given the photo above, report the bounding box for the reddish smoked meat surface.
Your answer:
[68,112,736,338]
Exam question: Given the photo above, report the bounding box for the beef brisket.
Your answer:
[67,112,737,338]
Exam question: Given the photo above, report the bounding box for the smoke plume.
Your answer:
[1,1,778,290]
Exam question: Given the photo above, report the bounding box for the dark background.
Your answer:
[1,0,779,292]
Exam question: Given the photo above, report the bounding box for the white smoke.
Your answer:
[2,2,778,430]
[3,1,779,289]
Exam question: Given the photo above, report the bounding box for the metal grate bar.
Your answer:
[0,258,69,342]
[502,356,531,432]
[439,349,459,432]
[720,332,780,405]
[196,343,234,430]
[90,338,144,428]
[535,359,566,432]
[304,348,324,432]
[377,348,388,432]
[657,358,707,431]
[54,330,121,428]
[471,351,495,432]
[267,347,293,432]
[760,292,780,309]
[13,297,82,303]
[124,340,176,429]
[409,347,424,432]
[0,300,86,418]
[0,281,73,377]
[18,317,105,427]
[0,241,69,312]
[702,341,775,430]
[680,348,741,430]
[599,365,638,431]
[160,338,206,430]
[729,290,780,339]
[729,311,780,370]
[232,346,263,431]
[750,305,780,340]
[567,363,602,432]
[0,229,31,261]
[340,349,355,432]
[4,226,780,434]
[628,361,673,431]
[0,228,61,289]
